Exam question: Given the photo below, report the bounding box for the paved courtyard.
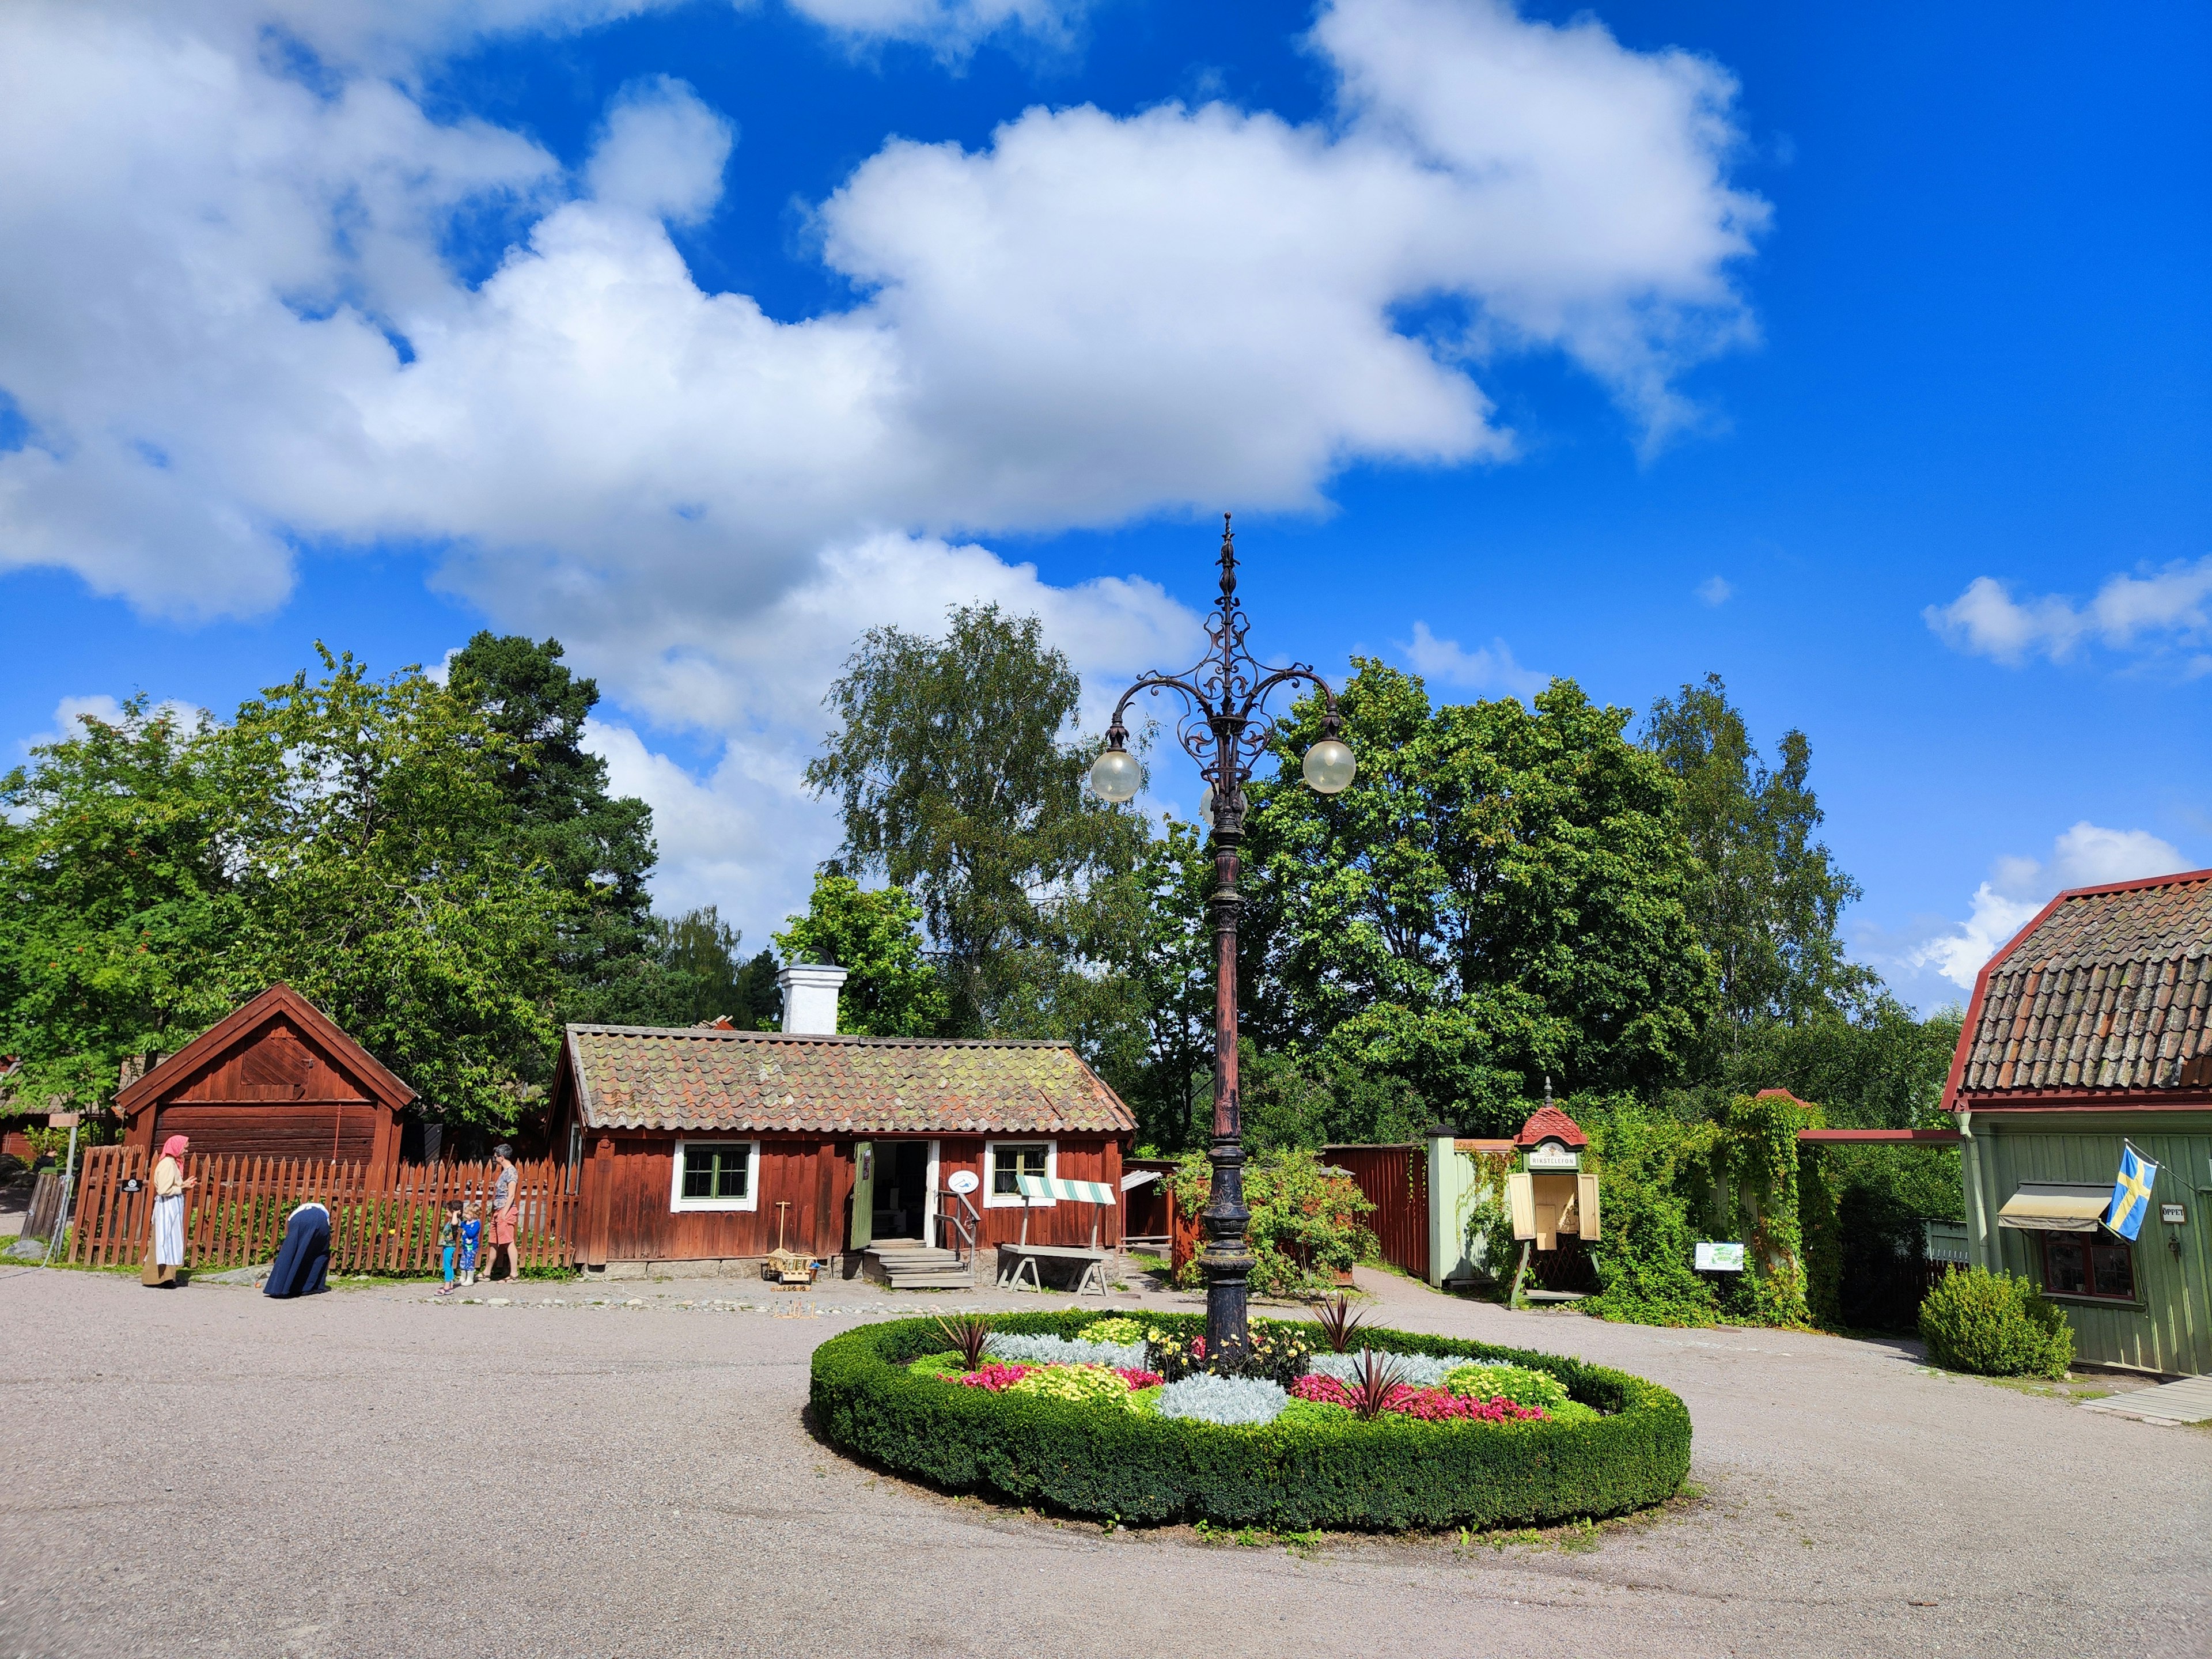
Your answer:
[1,1262,2206,1659]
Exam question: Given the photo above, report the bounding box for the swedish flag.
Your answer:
[2105,1145,2159,1241]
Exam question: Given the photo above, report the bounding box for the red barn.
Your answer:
[116,984,416,1182]
[553,969,1136,1282]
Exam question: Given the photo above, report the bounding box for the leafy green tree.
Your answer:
[773,875,948,1036]
[803,603,1148,1040]
[1119,816,1217,1152]
[225,649,573,1128]
[0,698,246,1112]
[1240,661,1717,1133]
[1643,674,1876,1034]
[445,632,661,1025]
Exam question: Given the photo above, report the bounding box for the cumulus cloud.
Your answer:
[781,0,1092,56]
[1925,556,2212,673]
[0,0,1767,932]
[1910,821,2193,989]
[1399,620,1546,698]
[585,77,734,226]
[1695,574,1731,605]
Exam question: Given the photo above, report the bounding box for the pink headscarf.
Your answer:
[160,1135,189,1162]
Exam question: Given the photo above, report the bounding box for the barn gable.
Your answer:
[118,986,415,1176]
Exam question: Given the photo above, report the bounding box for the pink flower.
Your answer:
[1113,1368,1164,1390]
[957,1363,1034,1391]
[1289,1373,1547,1422]
[1291,1374,1357,1408]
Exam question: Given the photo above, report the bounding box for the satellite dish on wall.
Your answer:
[946,1171,980,1196]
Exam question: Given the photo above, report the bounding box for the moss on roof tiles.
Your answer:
[563,1025,1136,1135]
[1960,872,2212,1097]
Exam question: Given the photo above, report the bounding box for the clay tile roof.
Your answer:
[1953,869,2212,1103]
[1514,1104,1588,1149]
[561,1025,1137,1137]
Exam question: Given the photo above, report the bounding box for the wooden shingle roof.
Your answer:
[1946,869,2212,1107]
[560,1025,1137,1136]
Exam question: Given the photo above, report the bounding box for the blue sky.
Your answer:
[3,0,2206,1010]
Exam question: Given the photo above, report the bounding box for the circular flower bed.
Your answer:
[809,1310,1691,1531]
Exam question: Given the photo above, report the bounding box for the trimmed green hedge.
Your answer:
[809,1311,1691,1531]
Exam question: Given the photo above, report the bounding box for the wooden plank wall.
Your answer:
[575,1132,1127,1263]
[66,1145,578,1274]
[1323,1143,1429,1282]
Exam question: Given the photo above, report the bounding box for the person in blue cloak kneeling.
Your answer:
[264,1200,331,1298]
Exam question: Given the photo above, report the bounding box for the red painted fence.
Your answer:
[66,1144,578,1274]
[1321,1143,1429,1283]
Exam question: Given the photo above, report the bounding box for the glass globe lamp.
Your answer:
[1198,783,1214,825]
[1088,745,1142,804]
[1302,737,1356,794]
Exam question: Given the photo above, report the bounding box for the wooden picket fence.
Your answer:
[66,1145,579,1275]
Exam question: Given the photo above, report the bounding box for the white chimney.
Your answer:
[777,964,848,1035]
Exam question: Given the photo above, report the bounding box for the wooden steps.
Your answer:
[862,1237,975,1290]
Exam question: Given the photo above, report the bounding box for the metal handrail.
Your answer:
[934,1188,982,1265]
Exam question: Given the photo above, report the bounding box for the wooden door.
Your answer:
[849,1141,873,1250]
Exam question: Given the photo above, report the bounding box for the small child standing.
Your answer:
[437,1200,463,1296]
[457,1202,483,1287]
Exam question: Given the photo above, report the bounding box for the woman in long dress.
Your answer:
[263,1199,331,1298]
[141,1135,194,1288]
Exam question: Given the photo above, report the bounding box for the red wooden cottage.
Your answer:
[554,967,1137,1279]
[116,984,416,1183]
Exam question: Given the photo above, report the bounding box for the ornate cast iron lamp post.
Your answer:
[1088,516,1354,1362]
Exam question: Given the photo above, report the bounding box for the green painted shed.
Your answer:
[1947,868,2212,1377]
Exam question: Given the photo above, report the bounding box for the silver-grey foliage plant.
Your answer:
[984,1332,1149,1371]
[1154,1373,1288,1426]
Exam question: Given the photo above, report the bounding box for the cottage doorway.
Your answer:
[871,1140,935,1242]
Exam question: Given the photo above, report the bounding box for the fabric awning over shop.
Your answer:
[1997,1183,2112,1233]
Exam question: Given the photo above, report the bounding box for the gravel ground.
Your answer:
[1,1263,2206,1659]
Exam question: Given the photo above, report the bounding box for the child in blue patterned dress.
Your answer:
[457,1202,483,1287]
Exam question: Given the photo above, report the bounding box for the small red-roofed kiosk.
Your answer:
[1503,1100,1600,1301]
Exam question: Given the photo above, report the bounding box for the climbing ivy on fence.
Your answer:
[1574,1090,1836,1332]
[1710,1092,1827,1330]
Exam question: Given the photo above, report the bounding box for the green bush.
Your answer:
[1166,1147,1377,1297]
[809,1310,1692,1531]
[1917,1266,2074,1379]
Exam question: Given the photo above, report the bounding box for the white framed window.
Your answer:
[983,1139,1056,1208]
[669,1139,759,1212]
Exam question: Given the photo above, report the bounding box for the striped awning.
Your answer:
[1998,1183,2112,1233]
[1018,1174,1115,1206]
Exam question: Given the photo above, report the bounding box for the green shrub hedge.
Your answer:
[1918,1266,2074,1379]
[809,1311,1691,1531]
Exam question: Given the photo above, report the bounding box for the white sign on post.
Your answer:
[1526,1139,1580,1172]
[946,1171,979,1196]
[1695,1241,1746,1272]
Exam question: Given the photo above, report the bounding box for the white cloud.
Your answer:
[780,0,1090,56]
[1695,574,1731,605]
[584,77,734,226]
[1910,821,2193,989]
[1399,620,1546,698]
[1925,556,2212,671]
[20,695,209,755]
[571,532,1202,933]
[0,0,1766,935]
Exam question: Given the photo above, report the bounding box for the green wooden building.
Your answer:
[1948,868,2212,1377]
